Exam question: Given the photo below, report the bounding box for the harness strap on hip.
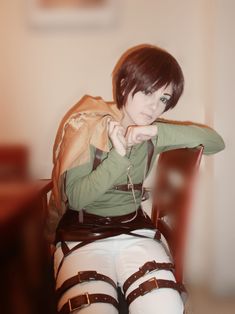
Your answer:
[59,292,119,314]
[126,277,187,306]
[123,260,174,294]
[55,229,161,281]
[56,270,117,301]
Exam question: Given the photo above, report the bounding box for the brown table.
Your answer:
[0,179,52,226]
[0,179,55,314]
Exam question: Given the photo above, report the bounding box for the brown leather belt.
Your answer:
[113,183,143,191]
[123,260,174,294]
[80,209,140,224]
[126,277,186,306]
[56,271,117,301]
[55,208,161,281]
[59,292,119,313]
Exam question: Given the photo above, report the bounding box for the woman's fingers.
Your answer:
[108,121,127,156]
[108,120,120,135]
[126,125,158,146]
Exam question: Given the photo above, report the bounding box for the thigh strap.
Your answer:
[59,292,119,313]
[56,270,117,301]
[123,260,174,294]
[55,229,161,281]
[126,277,186,306]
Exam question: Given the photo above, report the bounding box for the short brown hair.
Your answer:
[112,44,184,111]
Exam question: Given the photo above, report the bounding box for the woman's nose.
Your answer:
[149,102,157,111]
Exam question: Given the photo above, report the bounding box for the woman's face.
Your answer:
[121,84,173,128]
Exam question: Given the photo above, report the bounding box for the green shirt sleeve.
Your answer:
[156,122,225,155]
[66,147,130,211]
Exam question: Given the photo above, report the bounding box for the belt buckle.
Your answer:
[104,216,111,224]
[139,277,158,295]
[68,292,90,312]
[77,271,97,282]
[127,183,133,190]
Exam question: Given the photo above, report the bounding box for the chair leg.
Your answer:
[117,286,129,314]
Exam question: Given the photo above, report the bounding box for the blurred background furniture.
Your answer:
[151,145,203,284]
[0,145,54,314]
[118,146,203,313]
[0,145,29,181]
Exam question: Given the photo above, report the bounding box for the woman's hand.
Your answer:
[125,125,158,147]
[108,120,127,156]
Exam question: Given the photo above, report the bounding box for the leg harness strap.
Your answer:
[126,277,186,306]
[123,260,174,294]
[56,270,117,301]
[56,230,161,281]
[59,292,119,313]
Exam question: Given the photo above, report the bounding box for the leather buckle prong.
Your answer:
[139,277,158,295]
[68,292,90,312]
[127,183,133,190]
[139,260,157,275]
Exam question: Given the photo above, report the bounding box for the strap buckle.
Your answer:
[139,260,158,275]
[127,183,133,190]
[139,277,158,295]
[68,293,90,312]
[77,271,97,283]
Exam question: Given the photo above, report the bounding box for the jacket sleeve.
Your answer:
[156,122,225,154]
[65,147,130,211]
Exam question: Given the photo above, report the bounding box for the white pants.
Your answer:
[54,229,184,314]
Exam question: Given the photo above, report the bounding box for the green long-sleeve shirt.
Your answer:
[65,122,225,216]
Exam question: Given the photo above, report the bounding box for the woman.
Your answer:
[46,44,225,313]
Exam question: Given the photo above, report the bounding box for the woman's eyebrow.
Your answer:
[163,93,172,97]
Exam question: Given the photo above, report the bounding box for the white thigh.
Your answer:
[54,240,118,314]
[115,230,184,314]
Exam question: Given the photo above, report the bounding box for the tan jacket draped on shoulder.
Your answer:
[45,95,122,243]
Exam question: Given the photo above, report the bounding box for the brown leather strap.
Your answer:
[56,271,117,301]
[81,208,140,224]
[92,148,103,171]
[147,139,154,174]
[123,260,174,294]
[126,277,186,306]
[56,229,160,282]
[113,183,143,191]
[59,293,119,313]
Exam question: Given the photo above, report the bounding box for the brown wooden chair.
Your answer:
[151,146,204,284]
[117,146,204,313]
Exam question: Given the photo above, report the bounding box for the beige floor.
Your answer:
[185,284,235,314]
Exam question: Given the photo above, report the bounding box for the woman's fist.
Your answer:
[125,125,158,147]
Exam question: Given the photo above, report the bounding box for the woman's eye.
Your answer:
[142,90,152,96]
[160,97,169,104]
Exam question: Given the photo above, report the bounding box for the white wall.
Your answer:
[212,0,235,295]
[0,0,233,292]
[0,0,207,176]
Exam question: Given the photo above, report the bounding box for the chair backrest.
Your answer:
[151,146,203,283]
[0,145,29,181]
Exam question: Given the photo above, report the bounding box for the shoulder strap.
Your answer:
[92,148,103,170]
[147,140,154,174]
